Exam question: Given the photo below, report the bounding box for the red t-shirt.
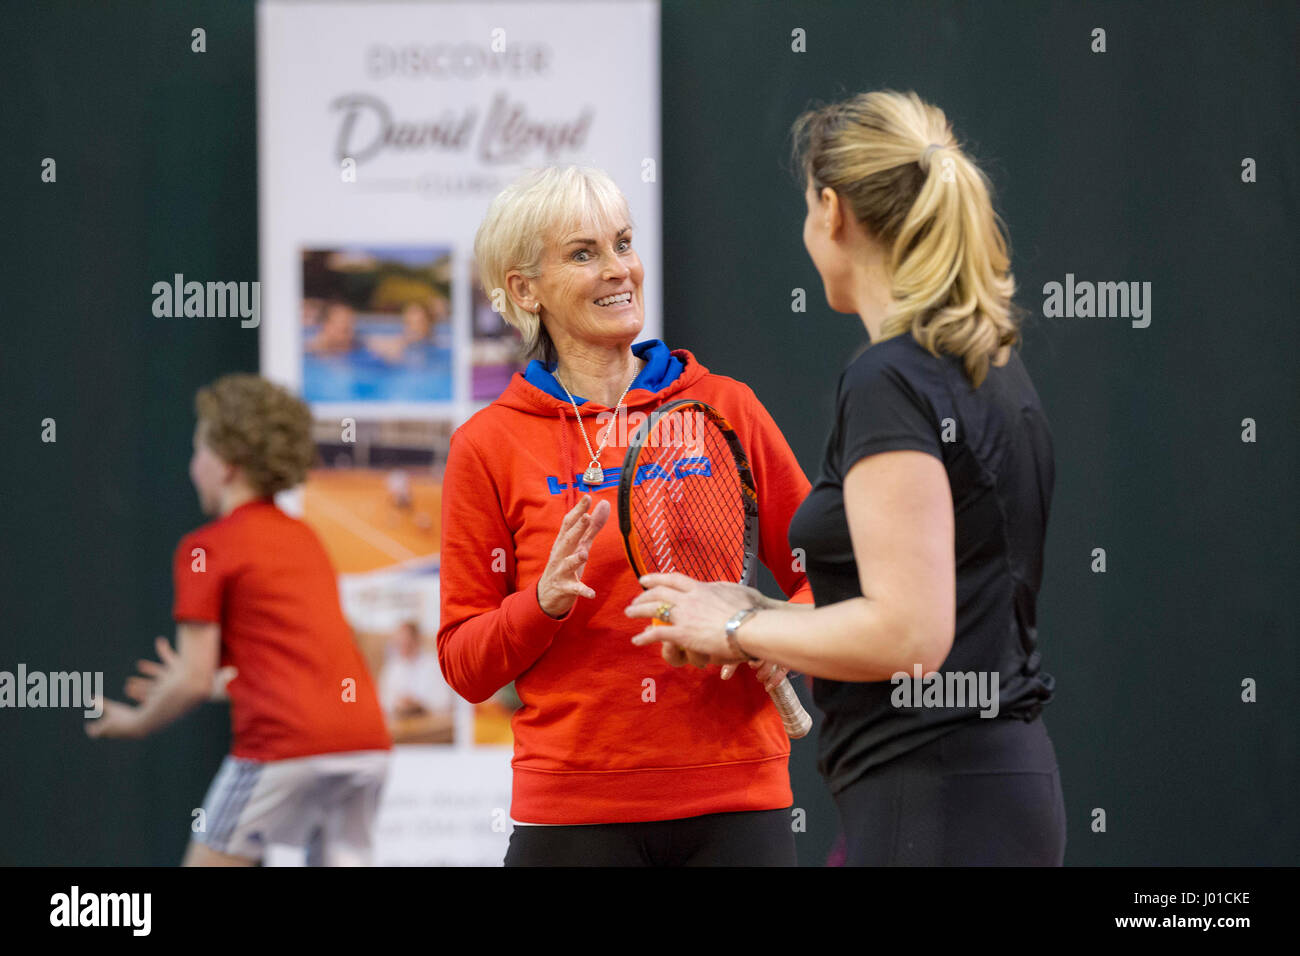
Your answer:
[173,499,391,761]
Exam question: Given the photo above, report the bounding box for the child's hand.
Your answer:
[85,698,143,739]
[125,637,233,703]
[210,666,237,701]
[124,666,160,704]
[124,636,181,704]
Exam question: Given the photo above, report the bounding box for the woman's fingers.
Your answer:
[550,495,593,560]
[563,549,592,597]
[623,580,699,618]
[624,601,657,620]
[661,642,688,667]
[631,625,686,647]
[587,498,611,528]
[625,584,687,613]
[684,649,711,669]
[540,496,606,617]
[554,496,609,562]
[575,500,611,551]
[554,496,592,551]
[637,571,698,591]
[754,661,789,691]
[624,585,704,621]
[567,578,595,600]
[565,494,592,525]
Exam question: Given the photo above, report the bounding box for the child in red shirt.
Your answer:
[87,374,391,866]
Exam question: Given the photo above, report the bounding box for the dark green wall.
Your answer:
[1,1,255,865]
[2,0,1295,865]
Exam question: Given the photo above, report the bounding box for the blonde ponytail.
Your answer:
[792,90,1023,387]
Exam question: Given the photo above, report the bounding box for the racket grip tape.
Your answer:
[768,676,813,739]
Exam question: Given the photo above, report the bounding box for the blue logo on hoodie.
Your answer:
[546,457,713,494]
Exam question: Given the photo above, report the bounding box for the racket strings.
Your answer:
[641,463,739,576]
[629,414,747,582]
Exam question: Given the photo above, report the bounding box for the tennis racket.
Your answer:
[617,398,812,739]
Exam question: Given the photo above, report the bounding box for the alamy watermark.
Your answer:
[890,665,999,718]
[1,664,103,718]
[49,886,150,936]
[594,407,708,450]
[151,274,260,328]
[1042,273,1151,328]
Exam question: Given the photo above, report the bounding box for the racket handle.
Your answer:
[768,676,813,739]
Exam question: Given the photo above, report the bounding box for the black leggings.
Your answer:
[833,717,1066,866]
[503,808,797,866]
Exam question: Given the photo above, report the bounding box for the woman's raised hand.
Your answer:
[537,494,610,619]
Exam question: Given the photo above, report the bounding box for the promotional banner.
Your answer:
[257,0,661,864]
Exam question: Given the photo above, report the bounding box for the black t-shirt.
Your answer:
[787,333,1056,795]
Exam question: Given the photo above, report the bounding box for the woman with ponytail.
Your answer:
[627,90,1065,865]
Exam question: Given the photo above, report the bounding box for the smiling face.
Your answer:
[511,217,645,351]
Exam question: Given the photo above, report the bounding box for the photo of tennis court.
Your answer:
[303,418,451,575]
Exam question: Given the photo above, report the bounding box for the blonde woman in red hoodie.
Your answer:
[439,165,815,866]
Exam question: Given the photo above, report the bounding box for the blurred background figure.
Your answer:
[307,299,360,355]
[381,620,454,744]
[384,468,433,533]
[367,298,449,364]
[386,468,412,513]
[301,296,324,330]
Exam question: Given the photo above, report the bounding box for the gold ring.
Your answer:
[655,603,673,624]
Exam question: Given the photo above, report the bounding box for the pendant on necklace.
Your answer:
[582,463,604,485]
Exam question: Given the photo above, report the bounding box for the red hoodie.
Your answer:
[437,348,814,824]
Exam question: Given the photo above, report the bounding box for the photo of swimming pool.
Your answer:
[301,246,453,403]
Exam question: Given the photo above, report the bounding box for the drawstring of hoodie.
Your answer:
[556,407,577,509]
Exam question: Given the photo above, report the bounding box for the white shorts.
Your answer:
[195,750,390,865]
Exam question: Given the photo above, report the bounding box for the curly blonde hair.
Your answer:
[194,374,315,496]
[792,90,1025,387]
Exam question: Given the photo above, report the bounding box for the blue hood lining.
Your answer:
[523,339,683,406]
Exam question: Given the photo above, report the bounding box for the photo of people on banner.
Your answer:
[301,247,452,402]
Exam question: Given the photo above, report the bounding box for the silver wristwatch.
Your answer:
[725,605,762,661]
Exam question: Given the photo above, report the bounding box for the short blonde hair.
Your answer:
[792,90,1024,388]
[473,166,633,362]
[195,374,315,496]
